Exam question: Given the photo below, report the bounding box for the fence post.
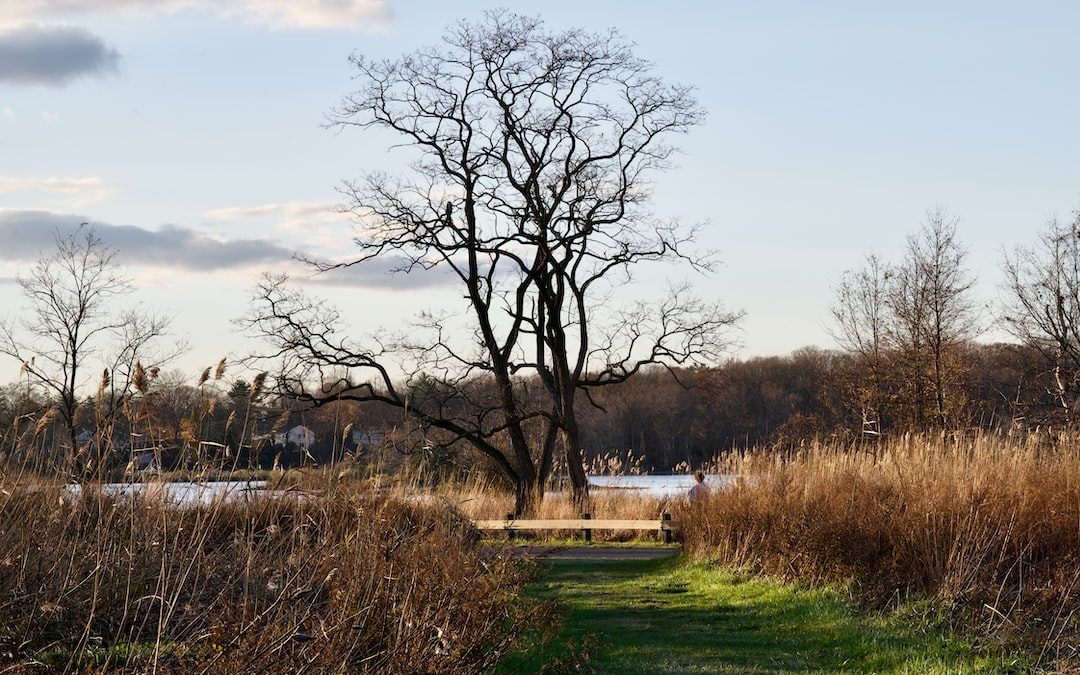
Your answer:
[661,512,673,544]
[505,513,515,542]
[582,512,592,543]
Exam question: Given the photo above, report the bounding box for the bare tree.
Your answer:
[91,309,182,467]
[1001,214,1080,419]
[0,225,176,472]
[896,209,978,427]
[830,254,891,435]
[831,209,978,431]
[243,12,740,513]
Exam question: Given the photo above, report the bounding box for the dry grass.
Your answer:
[677,432,1080,667]
[0,476,543,673]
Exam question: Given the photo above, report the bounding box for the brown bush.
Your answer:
[678,433,1080,666]
[0,482,540,673]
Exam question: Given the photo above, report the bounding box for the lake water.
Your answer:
[75,473,735,504]
[69,480,265,505]
[588,474,736,497]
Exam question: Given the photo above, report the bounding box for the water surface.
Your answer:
[588,474,735,498]
[73,473,734,504]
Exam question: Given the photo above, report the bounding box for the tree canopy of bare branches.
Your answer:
[242,12,740,512]
[830,254,892,434]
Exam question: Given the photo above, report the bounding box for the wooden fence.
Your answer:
[473,513,675,543]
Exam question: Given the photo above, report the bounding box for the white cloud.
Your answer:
[2,107,15,119]
[1,0,186,19]
[203,201,309,221]
[41,110,59,122]
[203,200,353,251]
[0,176,105,193]
[0,175,111,205]
[228,0,391,30]
[1,0,392,30]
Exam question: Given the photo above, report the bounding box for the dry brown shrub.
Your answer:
[0,481,541,673]
[678,433,1080,665]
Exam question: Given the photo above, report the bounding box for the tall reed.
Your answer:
[678,433,1080,665]
[0,477,541,673]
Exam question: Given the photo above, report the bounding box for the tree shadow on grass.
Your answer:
[497,557,1016,674]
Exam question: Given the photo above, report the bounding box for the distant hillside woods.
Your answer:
[578,342,1050,467]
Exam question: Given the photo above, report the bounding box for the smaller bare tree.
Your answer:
[1001,214,1080,419]
[831,209,979,431]
[830,254,891,435]
[0,225,177,473]
[894,209,979,426]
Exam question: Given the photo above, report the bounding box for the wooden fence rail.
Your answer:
[474,513,675,543]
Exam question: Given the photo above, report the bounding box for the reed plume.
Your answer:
[34,407,58,436]
[249,372,267,400]
[132,361,148,395]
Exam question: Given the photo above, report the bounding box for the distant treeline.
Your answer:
[577,342,1050,469]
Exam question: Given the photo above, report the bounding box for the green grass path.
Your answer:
[497,555,1029,674]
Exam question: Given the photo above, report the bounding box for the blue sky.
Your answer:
[2,1,1079,385]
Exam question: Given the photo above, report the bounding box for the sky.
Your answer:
[2,1,1080,386]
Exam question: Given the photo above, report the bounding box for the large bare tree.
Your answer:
[243,12,739,513]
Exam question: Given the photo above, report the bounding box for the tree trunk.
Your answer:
[566,443,588,507]
[933,348,947,427]
[560,411,590,507]
[513,473,545,517]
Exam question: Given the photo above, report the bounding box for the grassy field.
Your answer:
[499,556,1031,674]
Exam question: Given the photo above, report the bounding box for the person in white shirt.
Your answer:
[687,470,711,503]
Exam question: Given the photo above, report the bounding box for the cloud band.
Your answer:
[0,209,449,290]
[0,23,119,86]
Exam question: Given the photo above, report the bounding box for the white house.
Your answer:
[274,425,315,450]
